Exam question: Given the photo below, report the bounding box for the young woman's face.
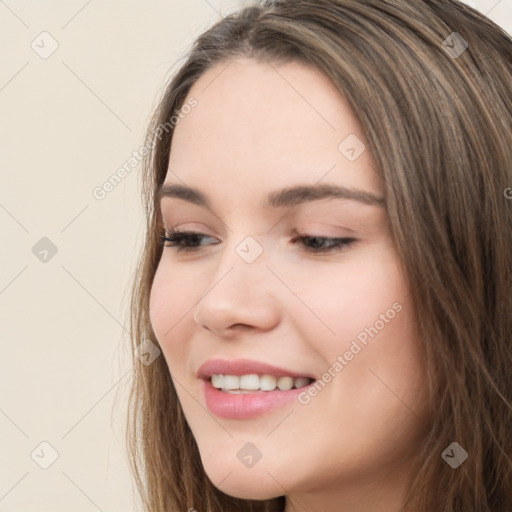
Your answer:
[150,58,429,508]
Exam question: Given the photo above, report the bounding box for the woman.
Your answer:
[126,1,512,510]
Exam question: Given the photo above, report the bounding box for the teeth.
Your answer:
[277,376,294,391]
[223,375,239,390]
[260,374,277,391]
[293,377,311,389]
[210,373,313,392]
[211,374,223,388]
[240,374,260,390]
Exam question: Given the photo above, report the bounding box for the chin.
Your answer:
[214,478,283,501]
[201,457,286,500]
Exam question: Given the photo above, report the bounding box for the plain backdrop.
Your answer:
[0,1,510,510]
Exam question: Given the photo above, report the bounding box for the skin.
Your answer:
[149,58,431,512]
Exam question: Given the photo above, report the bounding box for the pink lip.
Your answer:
[202,379,310,419]
[198,358,316,419]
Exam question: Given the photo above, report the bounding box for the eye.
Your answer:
[160,230,218,252]
[160,229,356,254]
[291,234,357,253]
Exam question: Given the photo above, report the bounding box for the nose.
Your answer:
[193,246,281,338]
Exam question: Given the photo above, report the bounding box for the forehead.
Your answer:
[167,58,383,200]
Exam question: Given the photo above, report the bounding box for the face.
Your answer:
[149,58,430,507]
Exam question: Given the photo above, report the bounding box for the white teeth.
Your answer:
[223,375,239,390]
[210,373,313,392]
[277,376,294,391]
[239,374,260,390]
[260,374,277,391]
[211,374,223,388]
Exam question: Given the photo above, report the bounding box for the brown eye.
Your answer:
[160,230,218,252]
[292,235,357,253]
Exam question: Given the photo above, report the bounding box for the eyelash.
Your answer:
[159,229,357,254]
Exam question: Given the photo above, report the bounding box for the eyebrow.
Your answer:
[155,182,386,209]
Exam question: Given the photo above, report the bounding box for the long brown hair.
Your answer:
[124,1,512,510]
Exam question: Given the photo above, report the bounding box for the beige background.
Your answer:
[0,1,510,510]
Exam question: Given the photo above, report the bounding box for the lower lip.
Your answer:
[202,378,310,419]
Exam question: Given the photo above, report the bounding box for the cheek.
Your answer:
[285,245,409,347]
[148,265,171,342]
[148,262,196,368]
[291,247,427,422]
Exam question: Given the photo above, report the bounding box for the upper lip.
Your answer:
[197,358,316,380]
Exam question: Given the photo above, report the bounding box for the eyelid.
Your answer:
[160,228,357,255]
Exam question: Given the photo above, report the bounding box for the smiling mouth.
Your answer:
[210,374,315,393]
